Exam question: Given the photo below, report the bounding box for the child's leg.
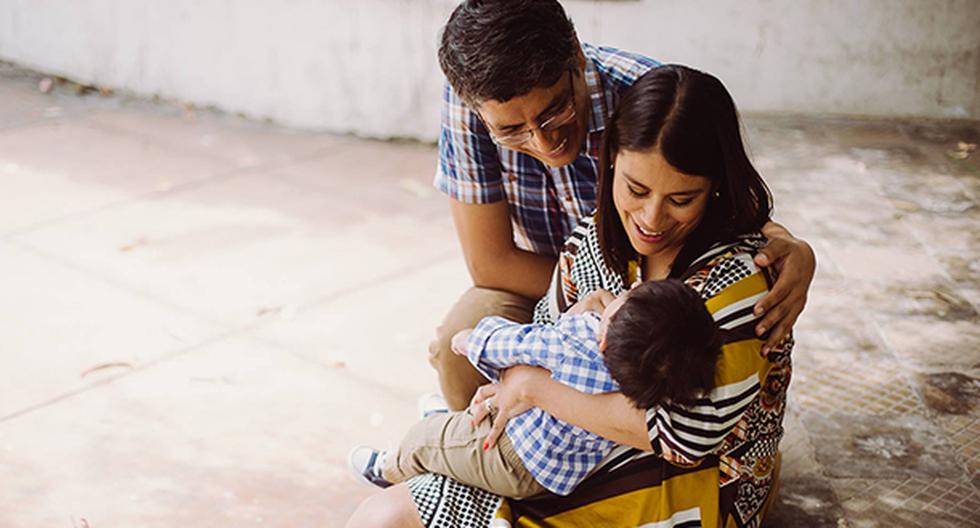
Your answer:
[382,410,547,499]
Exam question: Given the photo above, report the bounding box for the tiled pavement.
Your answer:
[1,63,978,527]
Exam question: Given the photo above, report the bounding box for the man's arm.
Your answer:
[450,199,557,300]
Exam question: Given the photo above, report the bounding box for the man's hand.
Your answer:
[753,227,816,352]
[567,289,615,315]
[450,329,473,356]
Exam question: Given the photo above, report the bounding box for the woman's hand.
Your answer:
[566,289,615,315]
[754,223,816,352]
[469,365,551,449]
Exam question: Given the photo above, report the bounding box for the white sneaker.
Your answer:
[348,446,392,489]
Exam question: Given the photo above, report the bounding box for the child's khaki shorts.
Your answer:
[382,410,547,499]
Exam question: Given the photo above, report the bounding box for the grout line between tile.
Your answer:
[0,167,252,241]
[81,114,352,173]
[0,240,459,424]
[0,326,241,424]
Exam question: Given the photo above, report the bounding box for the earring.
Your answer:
[713,190,721,198]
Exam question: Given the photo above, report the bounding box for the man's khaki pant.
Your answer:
[428,287,536,411]
[381,410,547,499]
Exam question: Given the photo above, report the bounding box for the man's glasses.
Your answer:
[486,73,577,148]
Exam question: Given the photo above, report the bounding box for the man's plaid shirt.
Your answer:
[465,312,619,496]
[434,43,659,257]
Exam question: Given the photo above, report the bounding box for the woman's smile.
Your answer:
[631,216,668,244]
[612,149,713,270]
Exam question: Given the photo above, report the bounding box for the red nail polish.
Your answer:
[483,441,489,450]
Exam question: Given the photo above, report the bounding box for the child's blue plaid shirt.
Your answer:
[434,43,659,257]
[465,312,619,496]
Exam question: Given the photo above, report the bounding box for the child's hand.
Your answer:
[567,289,615,315]
[450,329,473,356]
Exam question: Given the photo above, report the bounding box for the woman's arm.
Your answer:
[471,366,652,451]
[475,243,775,459]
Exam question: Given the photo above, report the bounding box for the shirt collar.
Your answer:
[557,310,603,334]
[582,311,603,343]
[582,47,608,135]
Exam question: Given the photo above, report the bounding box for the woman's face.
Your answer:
[612,149,713,260]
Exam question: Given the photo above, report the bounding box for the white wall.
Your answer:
[1,0,977,141]
[570,0,980,123]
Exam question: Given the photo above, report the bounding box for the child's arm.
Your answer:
[463,316,568,381]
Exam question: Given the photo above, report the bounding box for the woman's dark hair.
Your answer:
[438,0,579,104]
[596,65,772,277]
[603,279,721,409]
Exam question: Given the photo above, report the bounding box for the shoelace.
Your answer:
[370,451,387,481]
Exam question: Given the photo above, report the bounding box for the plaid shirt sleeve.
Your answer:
[433,82,505,204]
[465,316,566,381]
[549,313,618,394]
[466,314,618,397]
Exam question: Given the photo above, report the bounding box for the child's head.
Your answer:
[599,279,721,409]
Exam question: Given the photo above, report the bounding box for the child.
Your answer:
[349,279,721,498]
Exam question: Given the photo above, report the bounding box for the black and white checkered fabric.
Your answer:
[701,252,756,299]
[533,216,628,324]
[407,473,504,528]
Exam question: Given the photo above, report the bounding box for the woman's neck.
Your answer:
[640,246,682,280]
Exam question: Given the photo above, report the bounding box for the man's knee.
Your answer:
[428,342,483,410]
[428,287,536,409]
[429,287,535,359]
[427,319,460,370]
[427,323,481,382]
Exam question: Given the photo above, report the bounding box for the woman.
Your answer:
[347,65,792,528]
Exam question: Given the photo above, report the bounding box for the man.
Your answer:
[430,0,815,411]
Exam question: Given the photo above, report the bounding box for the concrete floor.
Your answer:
[1,63,978,527]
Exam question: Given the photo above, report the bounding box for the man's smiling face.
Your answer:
[476,63,590,168]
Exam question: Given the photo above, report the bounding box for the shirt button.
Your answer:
[508,174,518,183]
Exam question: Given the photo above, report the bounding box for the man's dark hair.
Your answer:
[438,0,579,104]
[596,65,773,277]
[603,279,721,409]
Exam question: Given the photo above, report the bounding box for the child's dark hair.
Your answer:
[603,279,721,409]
